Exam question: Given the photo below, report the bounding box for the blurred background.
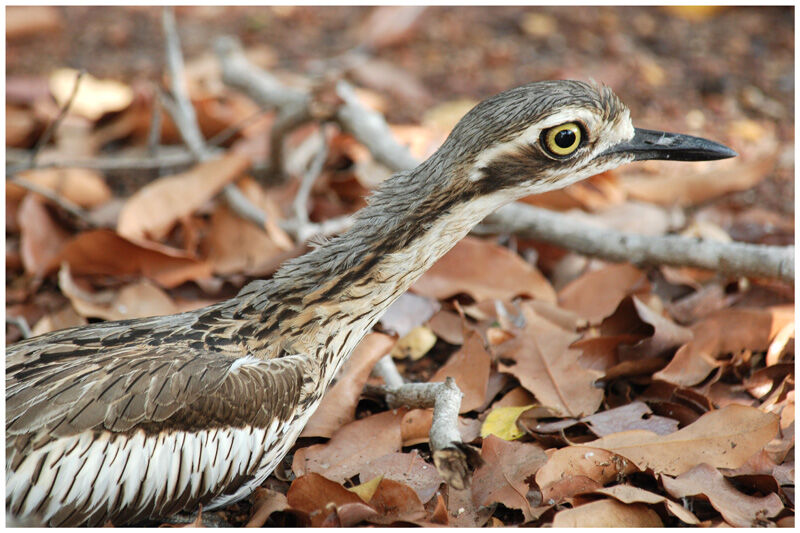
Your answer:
[6,5,795,341]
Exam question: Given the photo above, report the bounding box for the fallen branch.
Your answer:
[480,203,795,282]
[6,146,197,174]
[6,315,32,340]
[371,354,405,389]
[161,7,268,232]
[382,377,482,490]
[292,127,330,225]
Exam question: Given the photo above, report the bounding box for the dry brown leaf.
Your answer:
[59,264,178,321]
[589,404,779,476]
[6,105,40,147]
[204,204,292,277]
[536,446,639,504]
[594,484,699,524]
[619,155,774,206]
[426,309,466,345]
[366,478,427,525]
[552,499,663,527]
[286,473,364,527]
[471,435,548,521]
[357,450,442,504]
[521,172,624,211]
[14,167,112,208]
[50,229,212,288]
[117,153,251,242]
[601,295,694,360]
[31,304,87,336]
[7,6,61,39]
[302,332,394,438]
[495,304,603,417]
[655,307,795,386]
[429,331,491,412]
[558,263,649,323]
[49,68,134,121]
[412,236,556,303]
[292,409,406,482]
[662,463,784,527]
[246,487,289,527]
[18,194,71,278]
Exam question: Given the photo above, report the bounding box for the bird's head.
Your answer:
[436,80,736,201]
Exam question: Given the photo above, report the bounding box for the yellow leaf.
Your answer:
[348,475,383,502]
[391,326,437,360]
[481,405,534,441]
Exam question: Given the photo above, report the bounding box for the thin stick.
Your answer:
[372,354,404,389]
[292,126,329,224]
[9,175,94,226]
[28,69,85,168]
[6,316,32,339]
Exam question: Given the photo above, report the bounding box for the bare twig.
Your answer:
[6,147,197,174]
[6,315,32,340]
[9,175,95,226]
[263,104,313,183]
[480,203,795,282]
[371,354,405,389]
[292,127,329,224]
[146,87,163,156]
[161,7,268,232]
[382,377,482,489]
[28,69,85,168]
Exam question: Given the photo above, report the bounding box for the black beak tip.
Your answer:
[620,128,739,162]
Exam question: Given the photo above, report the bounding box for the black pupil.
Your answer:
[554,128,576,148]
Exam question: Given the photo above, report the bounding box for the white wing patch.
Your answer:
[6,421,284,526]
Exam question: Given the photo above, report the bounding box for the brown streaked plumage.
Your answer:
[6,81,736,526]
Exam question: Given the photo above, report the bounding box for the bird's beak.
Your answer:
[605,128,738,162]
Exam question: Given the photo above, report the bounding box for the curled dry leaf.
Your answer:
[494,303,603,417]
[286,473,364,527]
[365,478,427,525]
[357,450,443,504]
[49,229,212,288]
[49,68,134,121]
[655,307,795,386]
[412,236,556,303]
[594,484,699,524]
[536,446,639,504]
[558,263,650,323]
[426,309,465,345]
[602,295,694,360]
[589,404,779,476]
[302,332,394,438]
[117,153,251,242]
[429,331,491,412]
[661,463,784,527]
[471,435,548,522]
[292,408,406,482]
[59,263,178,321]
[246,487,289,527]
[18,194,71,278]
[552,499,663,527]
[13,168,112,209]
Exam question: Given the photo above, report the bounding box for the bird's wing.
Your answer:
[6,309,307,462]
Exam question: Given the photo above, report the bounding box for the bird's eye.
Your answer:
[542,122,582,157]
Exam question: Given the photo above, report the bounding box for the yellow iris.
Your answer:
[544,122,582,156]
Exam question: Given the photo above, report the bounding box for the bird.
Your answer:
[6,80,736,526]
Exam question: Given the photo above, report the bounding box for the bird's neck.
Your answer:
[238,164,512,367]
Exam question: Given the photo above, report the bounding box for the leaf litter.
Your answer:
[5,5,793,527]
